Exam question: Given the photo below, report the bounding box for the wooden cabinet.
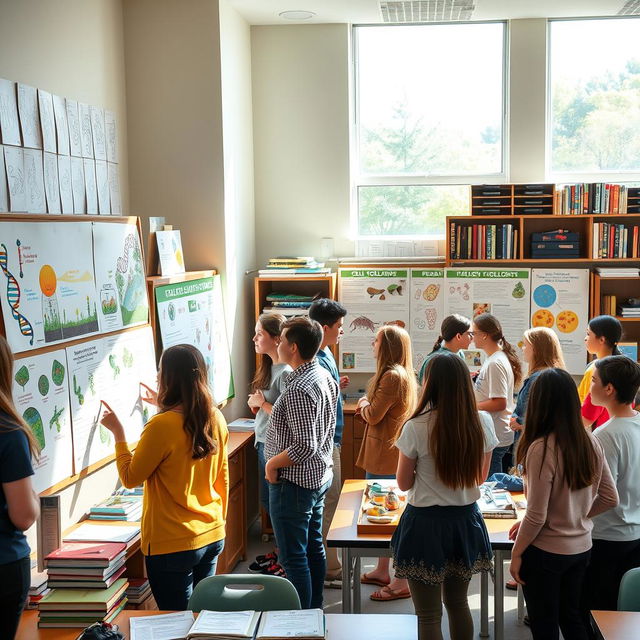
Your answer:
[470,183,554,216]
[341,405,365,481]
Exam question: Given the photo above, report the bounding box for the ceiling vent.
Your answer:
[380,0,475,23]
[619,0,640,14]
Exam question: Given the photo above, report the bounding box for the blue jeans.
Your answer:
[256,441,269,514]
[145,538,224,610]
[269,478,331,609]
[365,472,395,480]
[487,445,511,479]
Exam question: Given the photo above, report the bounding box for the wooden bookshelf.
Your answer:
[470,183,555,216]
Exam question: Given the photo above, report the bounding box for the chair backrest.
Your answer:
[618,567,640,611]
[188,574,301,613]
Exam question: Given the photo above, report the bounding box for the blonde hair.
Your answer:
[523,327,565,374]
[0,337,40,459]
[367,325,417,425]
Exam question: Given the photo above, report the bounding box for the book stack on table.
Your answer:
[258,256,330,277]
[125,578,152,605]
[27,570,49,609]
[38,542,129,628]
[89,487,143,522]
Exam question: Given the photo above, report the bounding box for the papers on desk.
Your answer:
[227,418,256,432]
[130,611,195,640]
[257,609,325,639]
[63,522,139,543]
[477,484,517,519]
[188,610,261,639]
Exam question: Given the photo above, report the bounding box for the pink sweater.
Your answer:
[515,434,618,555]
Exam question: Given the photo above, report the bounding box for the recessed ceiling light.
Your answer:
[279,10,316,20]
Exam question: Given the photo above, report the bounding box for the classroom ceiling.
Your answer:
[229,0,639,24]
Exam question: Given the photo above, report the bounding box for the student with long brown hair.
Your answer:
[0,336,41,640]
[356,325,417,601]
[100,344,229,610]
[247,313,290,576]
[472,313,522,477]
[391,352,496,640]
[508,368,618,640]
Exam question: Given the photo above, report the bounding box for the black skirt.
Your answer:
[391,502,493,585]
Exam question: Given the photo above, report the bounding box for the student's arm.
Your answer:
[213,413,230,520]
[4,477,39,531]
[581,393,605,430]
[587,438,619,518]
[360,372,399,425]
[477,397,507,412]
[395,421,418,491]
[481,451,492,483]
[476,360,509,413]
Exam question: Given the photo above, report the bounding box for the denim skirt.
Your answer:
[391,502,493,585]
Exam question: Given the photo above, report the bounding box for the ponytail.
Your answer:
[500,337,523,387]
[474,313,522,387]
[430,335,444,354]
[589,315,623,357]
[428,314,471,355]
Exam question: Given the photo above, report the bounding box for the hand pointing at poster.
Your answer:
[139,382,158,406]
[99,400,125,442]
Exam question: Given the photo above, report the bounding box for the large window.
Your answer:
[548,18,640,179]
[354,22,506,237]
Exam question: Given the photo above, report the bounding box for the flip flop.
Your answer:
[370,585,412,601]
[360,572,390,587]
[505,579,518,591]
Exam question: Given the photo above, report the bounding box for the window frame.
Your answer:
[351,21,510,240]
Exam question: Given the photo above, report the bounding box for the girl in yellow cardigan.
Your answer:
[100,344,229,610]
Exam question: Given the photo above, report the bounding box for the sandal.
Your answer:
[506,579,518,591]
[360,572,390,587]
[370,585,412,601]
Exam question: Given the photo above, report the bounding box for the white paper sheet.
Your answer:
[79,102,93,158]
[58,154,74,214]
[66,99,82,157]
[38,90,56,154]
[70,156,85,214]
[52,94,70,156]
[63,522,139,543]
[17,83,42,149]
[23,148,46,214]
[104,110,118,163]
[95,159,110,214]
[130,612,195,640]
[107,162,121,214]
[43,151,61,214]
[0,146,8,212]
[3,145,26,212]
[90,105,107,161]
[84,158,98,214]
[0,78,21,146]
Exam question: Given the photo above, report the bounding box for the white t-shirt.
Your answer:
[592,412,640,542]
[395,410,498,507]
[474,350,515,447]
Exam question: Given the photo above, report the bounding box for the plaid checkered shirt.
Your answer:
[265,360,338,489]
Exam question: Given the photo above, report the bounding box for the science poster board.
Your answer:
[155,275,234,404]
[409,269,445,371]
[338,268,409,373]
[0,220,99,353]
[66,326,157,472]
[93,221,149,333]
[444,269,531,355]
[12,349,73,492]
[530,269,589,375]
[156,230,185,276]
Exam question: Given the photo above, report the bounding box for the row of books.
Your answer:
[449,223,518,260]
[89,486,143,522]
[592,223,640,259]
[601,295,618,317]
[619,302,640,318]
[129,608,325,640]
[258,256,331,276]
[555,183,636,215]
[262,292,319,317]
[27,571,49,609]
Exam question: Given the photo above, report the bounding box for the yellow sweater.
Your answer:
[114,409,229,556]
[577,362,595,404]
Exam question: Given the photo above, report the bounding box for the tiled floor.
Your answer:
[234,520,532,639]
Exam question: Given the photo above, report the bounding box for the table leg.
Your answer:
[353,555,362,614]
[517,583,525,623]
[480,570,489,637]
[494,551,505,640]
[341,547,351,613]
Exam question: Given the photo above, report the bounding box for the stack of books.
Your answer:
[592,223,640,258]
[618,301,640,318]
[89,488,143,522]
[262,292,319,317]
[27,571,49,609]
[596,267,640,277]
[125,578,152,606]
[258,257,330,276]
[602,295,617,316]
[449,222,518,260]
[556,183,629,215]
[37,578,128,628]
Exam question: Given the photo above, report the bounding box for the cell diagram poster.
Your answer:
[66,326,157,472]
[530,269,589,375]
[13,349,73,492]
[155,276,234,404]
[409,269,445,371]
[338,268,410,373]
[445,269,531,357]
[93,222,149,333]
[0,221,99,353]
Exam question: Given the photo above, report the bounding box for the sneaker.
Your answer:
[523,615,530,627]
[248,552,277,573]
[263,560,286,578]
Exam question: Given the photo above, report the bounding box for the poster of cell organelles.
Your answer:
[444,269,531,360]
[95,160,110,214]
[338,268,410,373]
[66,99,82,157]
[66,326,157,472]
[84,158,98,214]
[17,83,42,149]
[23,149,46,214]
[52,94,70,156]
[13,349,73,492]
[0,146,9,212]
[43,151,61,214]
[92,222,148,332]
[108,163,121,215]
[0,78,21,146]
[530,269,589,375]
[79,103,93,158]
[58,155,74,214]
[70,157,85,214]
[155,276,234,403]
[90,106,106,161]
[409,269,445,371]
[3,145,26,212]
[0,221,99,352]
[104,110,118,163]
[38,90,56,154]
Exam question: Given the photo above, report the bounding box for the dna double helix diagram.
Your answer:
[116,234,137,274]
[0,243,34,345]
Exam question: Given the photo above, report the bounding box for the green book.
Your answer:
[38,578,127,611]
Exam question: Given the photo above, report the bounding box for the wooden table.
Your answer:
[326,479,526,640]
[17,610,417,640]
[590,610,640,640]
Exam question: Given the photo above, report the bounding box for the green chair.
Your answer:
[617,567,640,611]
[188,574,301,613]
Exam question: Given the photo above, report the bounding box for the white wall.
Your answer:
[0,0,130,550]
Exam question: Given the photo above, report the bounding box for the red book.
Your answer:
[45,542,127,568]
